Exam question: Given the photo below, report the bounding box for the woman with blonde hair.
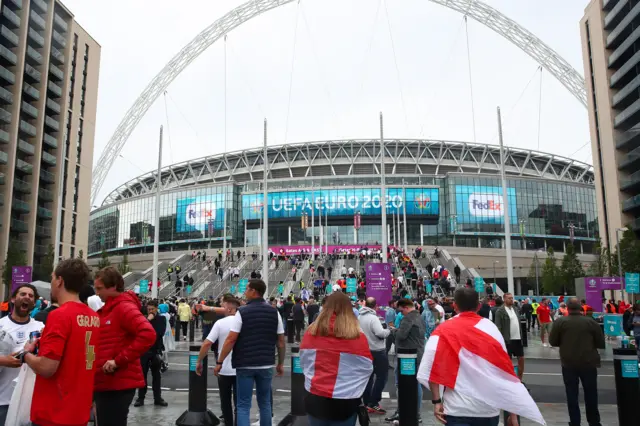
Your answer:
[300,292,373,426]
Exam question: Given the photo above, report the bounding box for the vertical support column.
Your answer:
[420,224,424,246]
[288,226,292,246]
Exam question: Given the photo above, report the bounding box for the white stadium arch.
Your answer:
[90,0,588,205]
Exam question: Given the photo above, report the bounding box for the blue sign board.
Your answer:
[621,360,639,378]
[139,279,149,294]
[176,194,226,234]
[346,278,357,293]
[604,314,623,336]
[454,185,517,224]
[426,282,432,293]
[625,272,639,294]
[292,356,303,374]
[242,187,439,220]
[189,354,198,372]
[186,285,192,295]
[238,278,248,294]
[399,358,416,375]
[474,277,485,293]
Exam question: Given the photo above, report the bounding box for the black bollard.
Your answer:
[287,318,295,344]
[520,319,528,347]
[176,345,219,426]
[189,320,195,342]
[175,322,181,342]
[613,347,639,425]
[397,348,419,426]
[277,346,308,426]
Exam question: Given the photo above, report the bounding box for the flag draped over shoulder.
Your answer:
[417,312,546,425]
[300,331,373,399]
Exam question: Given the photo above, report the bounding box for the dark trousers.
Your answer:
[218,374,237,426]
[444,415,499,426]
[385,334,394,354]
[561,366,601,426]
[363,350,389,407]
[181,321,188,336]
[531,314,538,329]
[294,320,304,342]
[138,352,162,402]
[95,389,136,426]
[525,313,532,330]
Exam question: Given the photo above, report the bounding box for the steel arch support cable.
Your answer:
[464,15,477,143]
[90,0,587,206]
[383,0,410,135]
[284,1,301,144]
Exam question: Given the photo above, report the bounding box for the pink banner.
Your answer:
[270,245,389,256]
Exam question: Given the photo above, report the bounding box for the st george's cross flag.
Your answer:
[417,312,546,425]
[299,330,373,398]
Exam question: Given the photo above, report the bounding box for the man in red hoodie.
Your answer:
[93,266,155,426]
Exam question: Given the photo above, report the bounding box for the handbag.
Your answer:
[356,400,370,426]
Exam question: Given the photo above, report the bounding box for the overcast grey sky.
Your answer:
[62,0,591,206]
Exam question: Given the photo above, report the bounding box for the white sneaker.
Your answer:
[542,343,549,347]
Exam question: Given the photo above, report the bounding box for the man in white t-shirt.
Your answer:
[0,284,43,425]
[196,295,240,426]
[332,283,342,293]
[434,299,446,323]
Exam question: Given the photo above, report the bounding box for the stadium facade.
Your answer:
[88,139,599,258]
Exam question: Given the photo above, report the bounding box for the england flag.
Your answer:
[417,312,546,425]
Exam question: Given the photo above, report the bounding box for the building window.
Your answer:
[70,247,75,258]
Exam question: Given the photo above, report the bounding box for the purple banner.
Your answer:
[11,266,33,294]
[270,245,390,256]
[584,277,623,313]
[365,262,392,318]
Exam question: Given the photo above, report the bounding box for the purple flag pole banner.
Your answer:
[584,277,624,313]
[366,262,392,318]
[11,266,33,294]
[269,244,399,256]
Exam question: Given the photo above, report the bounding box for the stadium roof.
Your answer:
[101,139,595,206]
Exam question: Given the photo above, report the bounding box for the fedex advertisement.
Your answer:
[455,185,517,224]
[176,194,225,233]
[242,187,439,220]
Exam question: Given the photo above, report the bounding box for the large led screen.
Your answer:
[176,194,225,233]
[454,185,517,224]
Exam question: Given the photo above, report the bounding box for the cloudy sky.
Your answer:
[61,0,591,206]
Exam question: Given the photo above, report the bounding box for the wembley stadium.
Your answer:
[88,138,599,261]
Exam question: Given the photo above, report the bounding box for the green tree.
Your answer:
[117,253,130,275]
[541,247,562,294]
[612,228,640,275]
[586,240,612,277]
[527,255,543,295]
[97,250,111,270]
[77,249,84,260]
[560,243,584,294]
[2,241,27,294]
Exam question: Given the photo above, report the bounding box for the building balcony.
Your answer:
[38,187,53,201]
[0,86,12,103]
[26,46,42,65]
[22,82,39,100]
[12,198,29,212]
[41,150,55,165]
[0,64,14,84]
[17,139,34,155]
[609,25,640,70]
[13,176,31,193]
[0,25,19,46]
[27,27,44,48]
[0,172,4,185]
[35,227,51,238]
[31,0,47,13]
[632,217,640,231]
[52,30,66,48]
[44,115,58,131]
[2,6,21,28]
[0,45,17,65]
[604,0,628,30]
[50,46,64,64]
[49,63,63,81]
[0,107,11,124]
[15,158,32,174]
[0,129,9,144]
[11,218,28,233]
[623,194,640,212]
[0,150,7,164]
[614,97,640,129]
[48,81,62,98]
[21,101,38,119]
[6,0,22,10]
[24,64,41,83]
[37,206,52,219]
[39,168,54,183]
[30,10,45,30]
[43,133,57,149]
[54,13,68,32]
[46,98,60,114]
[621,169,640,191]
[19,120,36,136]
[607,1,640,49]
[35,243,49,255]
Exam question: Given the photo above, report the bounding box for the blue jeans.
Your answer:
[308,413,357,426]
[236,368,273,426]
[0,405,8,426]
[363,350,389,407]
[444,415,500,426]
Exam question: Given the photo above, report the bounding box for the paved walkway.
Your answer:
[127,390,619,426]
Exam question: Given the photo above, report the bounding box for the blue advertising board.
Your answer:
[242,187,439,220]
[139,279,149,294]
[454,185,517,224]
[238,278,248,294]
[604,314,623,336]
[625,272,639,293]
[176,194,225,234]
[474,276,484,293]
[346,278,357,293]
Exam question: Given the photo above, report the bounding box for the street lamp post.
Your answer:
[493,260,499,290]
[616,227,628,300]
[534,252,540,296]
[519,219,526,250]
